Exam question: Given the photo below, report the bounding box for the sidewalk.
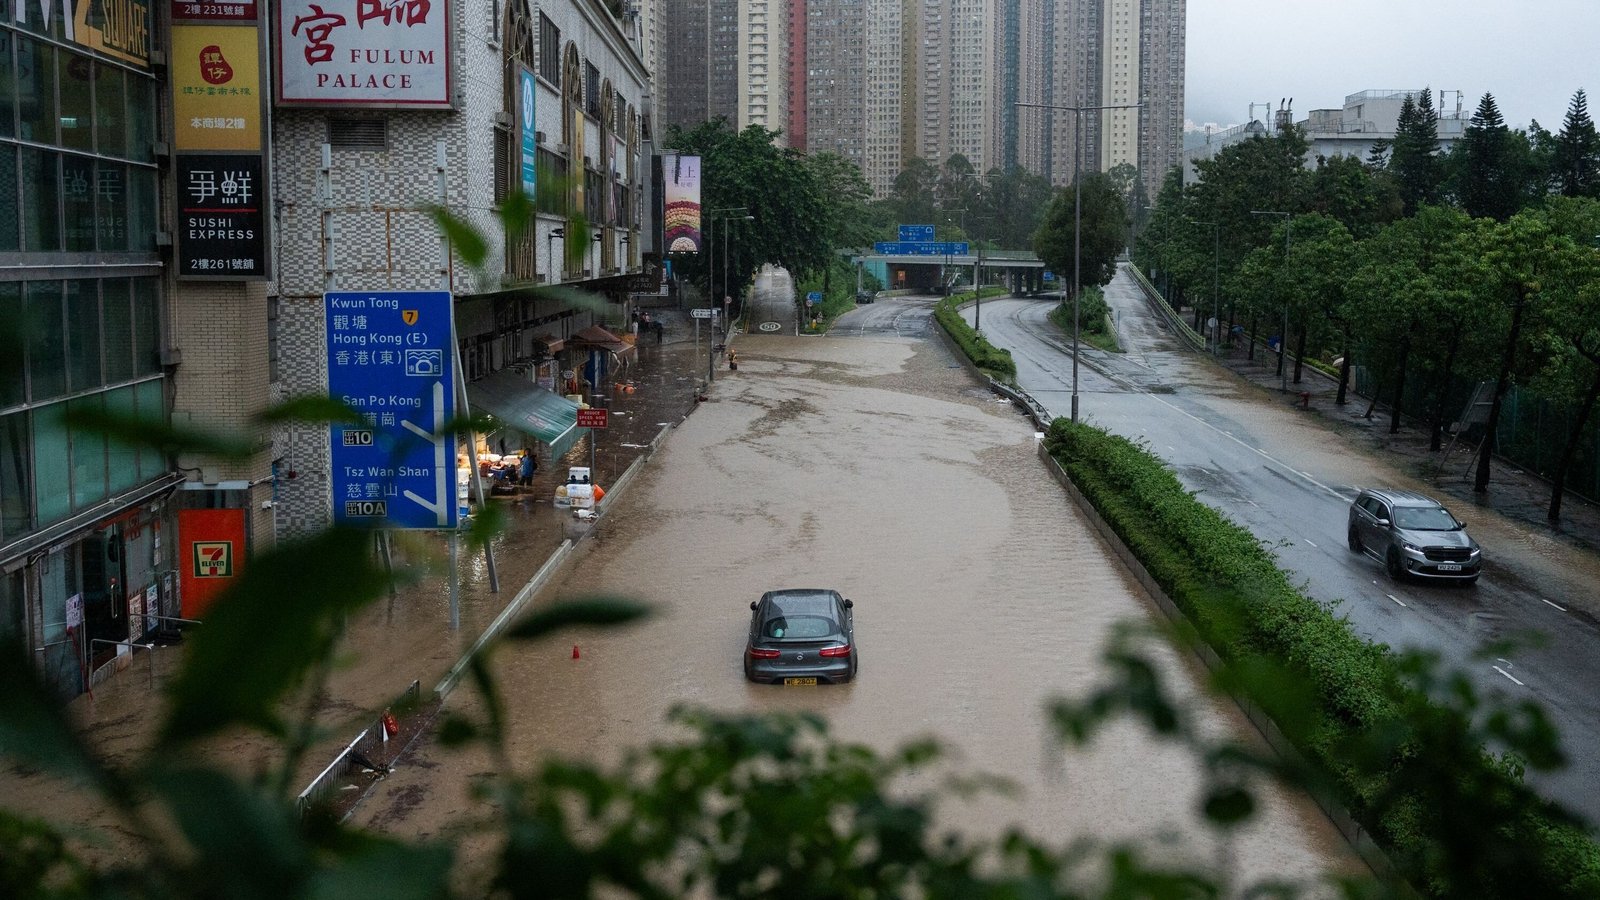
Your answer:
[1215,346,1600,561]
[4,311,724,865]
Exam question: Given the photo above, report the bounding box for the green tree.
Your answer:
[1552,89,1600,198]
[886,156,940,227]
[1391,90,1444,215]
[1530,197,1600,521]
[1306,153,1403,237]
[1454,93,1524,221]
[1470,212,1591,492]
[666,119,833,297]
[1032,172,1129,295]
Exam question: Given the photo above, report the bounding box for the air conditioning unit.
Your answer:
[535,130,546,145]
[495,111,513,128]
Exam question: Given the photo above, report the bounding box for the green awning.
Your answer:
[465,369,584,457]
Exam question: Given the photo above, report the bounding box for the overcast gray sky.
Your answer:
[1186,0,1599,133]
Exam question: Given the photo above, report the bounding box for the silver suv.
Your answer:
[1347,488,1481,584]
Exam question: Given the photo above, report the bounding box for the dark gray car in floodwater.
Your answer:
[744,588,857,684]
[1347,488,1482,584]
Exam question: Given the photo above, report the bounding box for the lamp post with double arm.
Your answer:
[1016,100,1143,423]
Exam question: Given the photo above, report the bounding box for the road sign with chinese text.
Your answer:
[326,291,458,529]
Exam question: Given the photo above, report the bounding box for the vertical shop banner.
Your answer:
[663,154,701,253]
[326,291,458,530]
[177,153,268,277]
[519,66,537,197]
[276,0,452,108]
[172,25,263,151]
[178,508,247,619]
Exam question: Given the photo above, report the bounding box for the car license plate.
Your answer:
[1437,563,1462,572]
[783,677,818,686]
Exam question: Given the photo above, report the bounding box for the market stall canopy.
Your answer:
[567,325,636,360]
[533,333,564,354]
[465,369,584,458]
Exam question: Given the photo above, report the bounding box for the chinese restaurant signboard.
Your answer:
[275,0,453,108]
[172,25,263,151]
[177,154,268,277]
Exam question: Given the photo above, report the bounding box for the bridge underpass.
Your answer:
[855,249,1053,295]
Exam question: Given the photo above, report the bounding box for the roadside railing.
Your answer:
[295,679,420,820]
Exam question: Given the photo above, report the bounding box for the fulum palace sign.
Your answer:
[274,0,452,108]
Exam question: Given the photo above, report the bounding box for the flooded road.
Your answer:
[354,285,1355,892]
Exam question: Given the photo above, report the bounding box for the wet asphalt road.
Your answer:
[963,267,1600,826]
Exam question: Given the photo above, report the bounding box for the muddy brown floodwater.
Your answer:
[352,322,1360,894]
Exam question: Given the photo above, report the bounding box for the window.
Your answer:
[68,394,105,509]
[25,281,65,402]
[32,401,69,524]
[63,153,94,251]
[134,377,163,479]
[585,61,599,117]
[0,30,14,139]
[57,47,91,150]
[103,279,133,384]
[96,162,127,251]
[17,37,54,143]
[93,63,127,158]
[538,13,560,83]
[65,280,100,392]
[132,278,160,376]
[104,386,138,492]
[0,412,28,539]
[20,147,59,251]
[0,146,16,251]
[0,283,20,408]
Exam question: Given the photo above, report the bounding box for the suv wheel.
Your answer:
[1385,548,1405,581]
[1347,525,1362,552]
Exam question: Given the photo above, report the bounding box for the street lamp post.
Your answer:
[1249,209,1292,392]
[1016,100,1143,423]
[705,207,751,385]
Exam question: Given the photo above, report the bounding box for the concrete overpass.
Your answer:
[854,248,1053,294]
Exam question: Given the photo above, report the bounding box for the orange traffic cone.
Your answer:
[572,644,581,659]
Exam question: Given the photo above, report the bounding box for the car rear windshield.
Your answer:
[764,615,837,640]
[1394,506,1459,531]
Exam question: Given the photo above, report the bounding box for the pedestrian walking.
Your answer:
[654,319,664,343]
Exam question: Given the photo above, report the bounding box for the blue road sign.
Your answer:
[873,241,970,256]
[898,224,934,242]
[1043,270,1057,281]
[326,291,459,530]
[806,290,823,302]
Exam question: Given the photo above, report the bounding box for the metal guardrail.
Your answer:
[1126,264,1205,351]
[295,679,420,820]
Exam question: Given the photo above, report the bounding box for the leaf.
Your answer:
[148,766,311,898]
[304,838,453,900]
[1201,784,1256,826]
[501,596,652,641]
[0,633,117,798]
[159,528,393,747]
[255,395,365,426]
[428,206,489,269]
[63,404,254,460]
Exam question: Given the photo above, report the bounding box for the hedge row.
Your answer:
[1044,419,1600,899]
[933,288,1016,382]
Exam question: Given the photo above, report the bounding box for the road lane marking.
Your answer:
[1304,539,1318,548]
[1492,665,1525,687]
[1541,598,1568,612]
[1387,594,1407,608]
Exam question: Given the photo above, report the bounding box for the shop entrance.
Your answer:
[81,529,129,668]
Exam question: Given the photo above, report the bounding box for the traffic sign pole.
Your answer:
[451,301,499,595]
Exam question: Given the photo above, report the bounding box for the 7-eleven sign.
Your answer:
[193,541,234,577]
[179,509,247,618]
